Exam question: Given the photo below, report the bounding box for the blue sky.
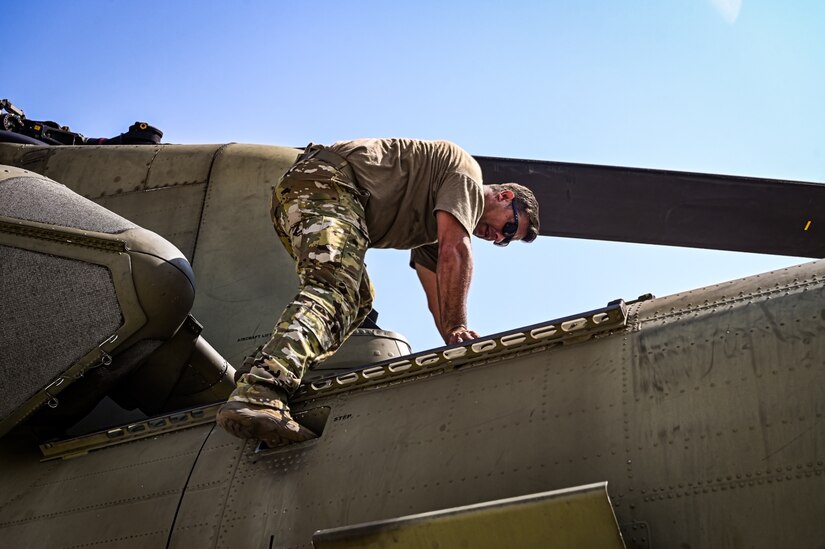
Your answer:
[4,1,824,352]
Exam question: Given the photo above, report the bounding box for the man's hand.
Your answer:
[446,325,480,345]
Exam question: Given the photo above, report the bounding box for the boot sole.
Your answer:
[216,402,317,445]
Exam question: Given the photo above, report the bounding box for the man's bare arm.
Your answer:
[414,262,445,340]
[435,211,480,344]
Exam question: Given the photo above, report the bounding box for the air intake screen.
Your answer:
[0,245,123,420]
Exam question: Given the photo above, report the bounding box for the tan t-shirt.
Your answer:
[329,138,484,250]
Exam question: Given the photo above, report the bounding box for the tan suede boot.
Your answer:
[216,378,316,445]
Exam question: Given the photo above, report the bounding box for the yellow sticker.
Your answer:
[804,220,812,231]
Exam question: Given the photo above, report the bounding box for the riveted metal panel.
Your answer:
[620,258,825,548]
[199,317,630,548]
[34,145,158,198]
[174,260,825,549]
[94,183,207,261]
[167,428,247,548]
[144,145,219,190]
[0,145,50,175]
[189,144,300,365]
[1,144,221,199]
[0,145,219,263]
[0,424,211,547]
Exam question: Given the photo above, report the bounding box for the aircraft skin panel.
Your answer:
[93,183,207,261]
[0,144,220,265]
[170,321,630,547]
[0,145,160,197]
[2,140,824,546]
[0,233,820,547]
[189,144,301,365]
[165,260,825,548]
[623,259,825,547]
[143,145,219,191]
[0,424,212,548]
[167,426,246,549]
[0,144,220,199]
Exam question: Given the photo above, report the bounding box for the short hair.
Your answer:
[488,183,540,243]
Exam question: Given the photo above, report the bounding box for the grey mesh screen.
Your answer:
[0,245,123,420]
[0,175,137,234]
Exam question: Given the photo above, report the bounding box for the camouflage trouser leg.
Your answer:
[241,165,373,398]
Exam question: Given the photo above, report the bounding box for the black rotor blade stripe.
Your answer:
[476,156,825,259]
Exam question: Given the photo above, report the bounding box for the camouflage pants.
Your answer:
[240,158,373,397]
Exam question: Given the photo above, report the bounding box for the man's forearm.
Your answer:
[436,239,473,335]
[434,210,480,345]
[414,262,446,339]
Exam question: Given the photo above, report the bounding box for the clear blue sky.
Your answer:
[5,1,824,352]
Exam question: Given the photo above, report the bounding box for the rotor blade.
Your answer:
[475,156,825,259]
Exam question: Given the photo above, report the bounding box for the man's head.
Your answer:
[474,183,540,246]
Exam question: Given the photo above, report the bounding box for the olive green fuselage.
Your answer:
[1,143,823,548]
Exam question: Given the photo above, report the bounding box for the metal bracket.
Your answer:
[38,402,222,461]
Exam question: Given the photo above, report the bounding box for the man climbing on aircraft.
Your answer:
[216,138,540,444]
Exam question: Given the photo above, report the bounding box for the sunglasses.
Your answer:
[494,198,519,247]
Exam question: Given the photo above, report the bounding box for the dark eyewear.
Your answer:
[495,198,519,247]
